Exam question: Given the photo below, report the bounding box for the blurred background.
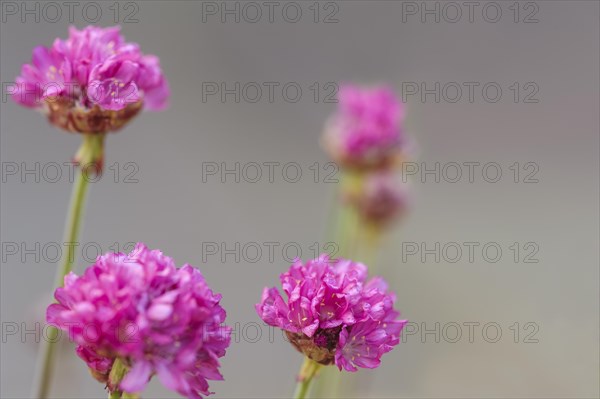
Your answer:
[1,1,598,398]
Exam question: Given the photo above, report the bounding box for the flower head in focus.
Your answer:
[11,26,169,134]
[322,84,407,171]
[47,243,230,399]
[256,256,406,371]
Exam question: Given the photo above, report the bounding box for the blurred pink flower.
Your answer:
[323,84,406,170]
[256,256,406,371]
[47,243,230,399]
[347,171,410,227]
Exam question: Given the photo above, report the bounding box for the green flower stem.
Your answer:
[33,134,103,398]
[56,163,90,286]
[108,358,133,399]
[356,223,382,273]
[109,390,139,399]
[333,171,362,258]
[293,357,322,399]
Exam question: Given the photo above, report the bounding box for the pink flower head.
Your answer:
[323,84,406,170]
[11,26,169,133]
[346,171,410,227]
[256,256,407,372]
[47,244,231,399]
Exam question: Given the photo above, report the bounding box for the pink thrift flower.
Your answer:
[345,172,410,227]
[256,256,407,371]
[11,26,169,133]
[322,84,406,170]
[47,243,231,399]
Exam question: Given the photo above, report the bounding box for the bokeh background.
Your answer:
[1,1,599,398]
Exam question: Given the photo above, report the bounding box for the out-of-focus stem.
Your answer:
[32,134,102,398]
[293,357,322,399]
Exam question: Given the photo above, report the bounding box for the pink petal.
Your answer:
[120,361,152,393]
[147,303,173,321]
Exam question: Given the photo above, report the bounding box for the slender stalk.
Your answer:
[293,357,322,399]
[107,358,129,399]
[107,358,140,398]
[56,166,90,286]
[357,223,382,273]
[324,180,340,245]
[32,134,102,398]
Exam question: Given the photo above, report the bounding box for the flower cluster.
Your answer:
[322,84,413,228]
[344,172,410,227]
[47,244,231,399]
[256,256,406,371]
[12,26,169,133]
[322,84,406,170]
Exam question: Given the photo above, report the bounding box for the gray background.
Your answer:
[1,1,599,398]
